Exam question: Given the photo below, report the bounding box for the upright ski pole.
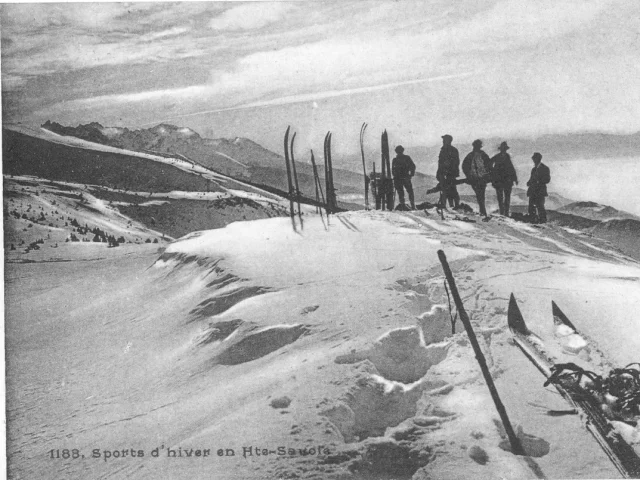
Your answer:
[437,249,525,457]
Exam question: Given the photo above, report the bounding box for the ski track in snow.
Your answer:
[212,150,249,168]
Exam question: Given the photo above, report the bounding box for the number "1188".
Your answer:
[49,449,81,459]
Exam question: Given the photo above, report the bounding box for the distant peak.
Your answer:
[150,123,179,133]
[571,201,600,208]
[150,124,200,138]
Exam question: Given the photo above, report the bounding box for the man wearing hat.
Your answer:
[527,152,551,223]
[490,141,518,216]
[436,134,460,209]
[391,145,416,209]
[462,139,492,217]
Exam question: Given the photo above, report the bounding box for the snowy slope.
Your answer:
[5,209,640,480]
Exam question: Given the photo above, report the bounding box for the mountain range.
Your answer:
[39,120,438,203]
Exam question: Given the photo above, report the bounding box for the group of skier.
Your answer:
[389,134,551,223]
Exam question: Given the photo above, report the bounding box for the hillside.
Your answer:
[3,127,295,244]
[5,208,640,480]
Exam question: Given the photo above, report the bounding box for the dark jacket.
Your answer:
[490,152,518,188]
[392,153,416,179]
[437,145,460,181]
[526,162,551,197]
[462,149,492,184]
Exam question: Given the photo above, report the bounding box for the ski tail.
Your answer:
[552,301,577,331]
[508,293,531,335]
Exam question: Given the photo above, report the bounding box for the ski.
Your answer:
[324,131,336,214]
[371,162,379,210]
[289,132,303,229]
[381,130,394,211]
[309,150,327,225]
[283,126,297,232]
[360,122,369,210]
[508,294,640,478]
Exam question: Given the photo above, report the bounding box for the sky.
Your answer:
[2,0,640,155]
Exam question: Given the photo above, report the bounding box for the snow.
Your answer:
[6,207,640,480]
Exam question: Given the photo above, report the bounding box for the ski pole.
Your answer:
[437,249,525,456]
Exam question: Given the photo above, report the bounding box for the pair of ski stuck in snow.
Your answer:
[508,294,640,478]
[283,126,337,232]
[283,126,303,232]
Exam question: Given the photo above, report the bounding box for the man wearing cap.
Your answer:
[391,145,416,210]
[490,141,518,216]
[436,134,460,209]
[462,139,492,217]
[527,152,551,223]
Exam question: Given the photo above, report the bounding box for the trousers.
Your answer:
[471,182,487,216]
[528,195,547,223]
[495,185,512,216]
[394,177,415,208]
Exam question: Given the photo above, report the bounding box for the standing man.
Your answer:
[436,134,460,209]
[462,139,492,217]
[490,141,518,216]
[392,145,416,210]
[527,152,551,223]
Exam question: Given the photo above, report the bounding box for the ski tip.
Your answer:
[551,301,577,331]
[508,294,530,335]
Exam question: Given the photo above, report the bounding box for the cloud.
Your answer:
[139,27,190,43]
[1,3,131,31]
[38,85,210,114]
[135,71,476,126]
[209,3,295,31]
[445,0,614,52]
[2,74,28,91]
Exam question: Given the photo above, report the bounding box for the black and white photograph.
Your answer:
[2,1,640,478]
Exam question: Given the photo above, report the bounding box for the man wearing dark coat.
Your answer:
[392,145,416,209]
[436,134,460,209]
[462,139,492,217]
[527,152,551,223]
[490,141,518,216]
